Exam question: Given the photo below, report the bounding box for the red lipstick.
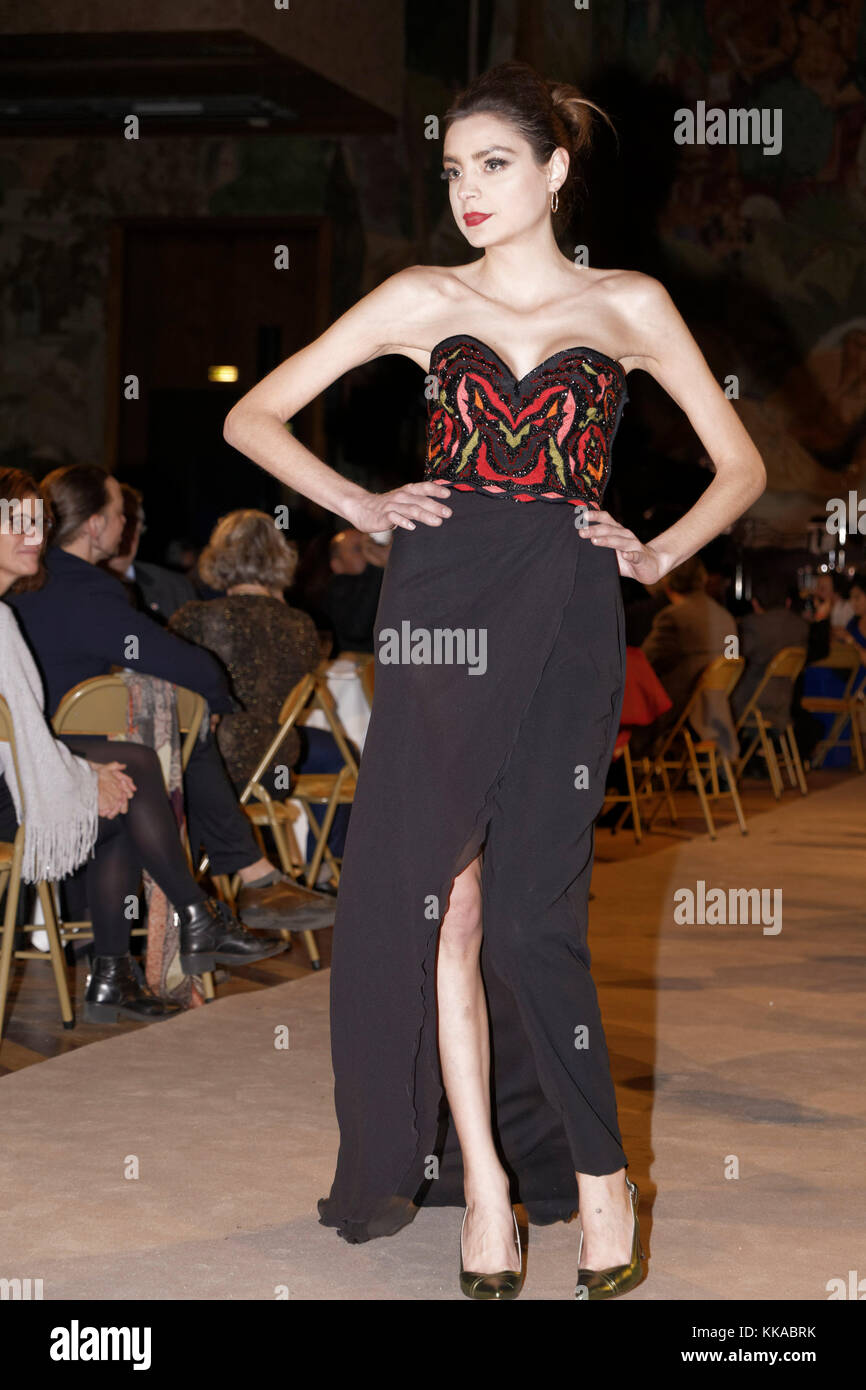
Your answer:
[463,212,491,226]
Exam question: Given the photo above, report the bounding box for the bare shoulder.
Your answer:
[370,263,458,316]
[225,266,454,425]
[329,264,457,364]
[616,269,678,318]
[375,263,474,361]
[602,270,766,481]
[355,264,431,341]
[604,270,696,374]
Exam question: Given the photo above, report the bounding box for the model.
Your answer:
[224,60,766,1300]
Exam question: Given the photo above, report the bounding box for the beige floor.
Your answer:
[1,775,863,1300]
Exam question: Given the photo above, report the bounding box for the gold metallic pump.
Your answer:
[574,1176,646,1300]
[459,1207,525,1300]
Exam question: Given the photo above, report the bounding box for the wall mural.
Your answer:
[0,0,863,556]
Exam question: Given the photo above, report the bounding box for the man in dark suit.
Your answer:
[324,528,390,654]
[104,484,196,622]
[639,554,740,759]
[8,465,326,930]
[732,570,810,729]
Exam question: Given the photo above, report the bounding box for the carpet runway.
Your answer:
[1,778,863,1300]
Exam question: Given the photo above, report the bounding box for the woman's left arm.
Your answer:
[578,274,767,584]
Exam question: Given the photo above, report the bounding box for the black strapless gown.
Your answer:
[317,334,631,1241]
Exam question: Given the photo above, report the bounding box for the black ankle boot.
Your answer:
[175,898,287,975]
[84,953,181,1024]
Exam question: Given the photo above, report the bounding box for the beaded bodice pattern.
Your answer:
[424,333,628,509]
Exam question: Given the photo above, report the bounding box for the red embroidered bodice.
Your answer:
[424,333,628,509]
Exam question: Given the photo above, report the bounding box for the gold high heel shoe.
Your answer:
[459,1206,525,1300]
[575,1176,646,1300]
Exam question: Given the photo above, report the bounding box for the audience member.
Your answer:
[104,483,196,621]
[731,569,810,729]
[812,569,854,637]
[638,553,740,759]
[622,575,668,647]
[6,465,325,930]
[170,510,356,877]
[840,569,866,694]
[165,538,200,574]
[0,468,286,1022]
[325,529,391,654]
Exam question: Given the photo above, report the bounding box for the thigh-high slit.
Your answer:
[317,487,628,1242]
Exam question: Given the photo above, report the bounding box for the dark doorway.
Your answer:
[109,216,330,560]
[142,388,284,561]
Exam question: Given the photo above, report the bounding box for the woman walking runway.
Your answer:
[225,60,766,1298]
[318,472,629,1226]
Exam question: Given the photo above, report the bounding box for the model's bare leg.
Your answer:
[437,851,520,1272]
[575,1169,635,1266]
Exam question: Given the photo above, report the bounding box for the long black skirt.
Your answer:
[317,487,628,1243]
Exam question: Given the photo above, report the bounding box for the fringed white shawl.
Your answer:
[0,602,99,882]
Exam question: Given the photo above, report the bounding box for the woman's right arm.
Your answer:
[223,266,452,536]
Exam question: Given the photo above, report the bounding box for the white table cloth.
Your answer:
[289,656,372,868]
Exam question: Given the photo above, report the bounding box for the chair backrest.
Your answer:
[763,644,808,681]
[656,656,744,758]
[735,645,807,727]
[237,672,318,805]
[0,694,14,746]
[310,674,360,776]
[0,695,25,806]
[53,675,130,736]
[0,696,27,871]
[693,654,744,696]
[173,686,206,768]
[53,674,206,771]
[807,642,862,697]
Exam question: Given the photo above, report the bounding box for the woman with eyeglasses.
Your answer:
[0,468,282,1025]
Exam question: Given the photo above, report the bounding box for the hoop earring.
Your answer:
[550,188,559,213]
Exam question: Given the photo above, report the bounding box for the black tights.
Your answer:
[59,737,206,956]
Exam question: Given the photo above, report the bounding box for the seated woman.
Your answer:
[0,469,286,1024]
[169,510,357,879]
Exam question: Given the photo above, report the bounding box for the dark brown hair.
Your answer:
[751,566,796,612]
[198,509,298,592]
[41,464,110,548]
[0,467,53,592]
[664,554,708,596]
[443,60,617,227]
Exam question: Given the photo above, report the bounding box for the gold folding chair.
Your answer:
[54,675,205,772]
[0,695,74,1038]
[198,671,358,970]
[358,655,375,710]
[800,643,865,774]
[239,673,317,880]
[197,672,328,968]
[599,732,643,842]
[52,674,213,998]
[734,646,808,797]
[639,656,748,839]
[292,674,359,889]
